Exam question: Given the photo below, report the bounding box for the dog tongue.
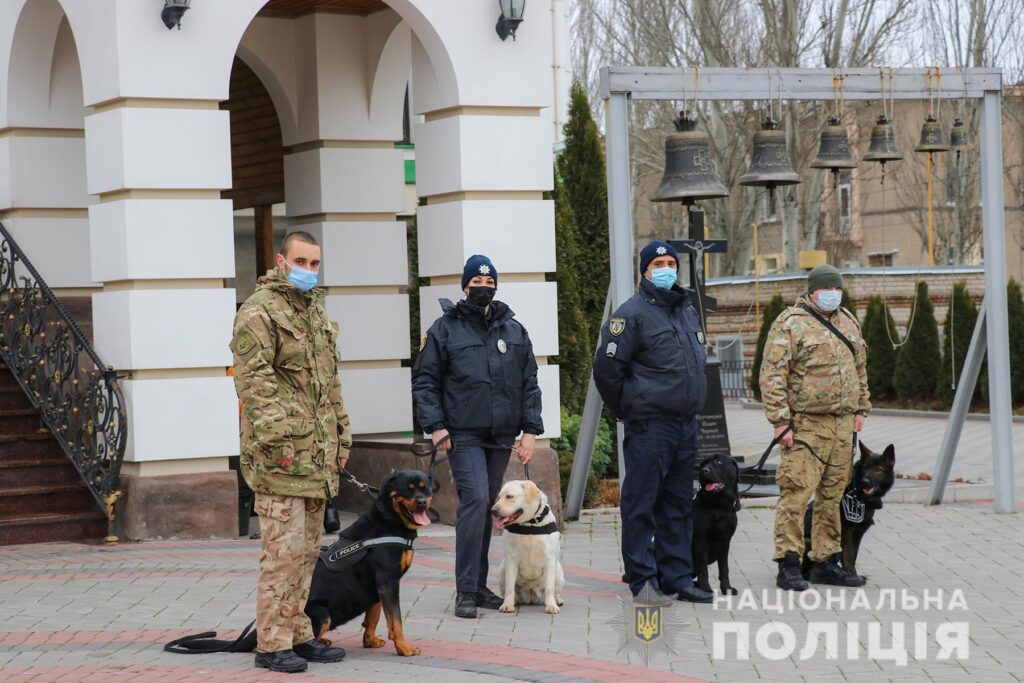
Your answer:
[495,515,515,530]
[412,510,431,526]
[705,482,722,492]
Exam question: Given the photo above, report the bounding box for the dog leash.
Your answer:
[410,435,525,491]
[739,423,856,494]
[340,467,380,501]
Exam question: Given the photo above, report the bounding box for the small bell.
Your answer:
[651,111,729,203]
[949,117,968,161]
[863,115,903,164]
[739,118,801,193]
[810,116,857,174]
[914,115,949,154]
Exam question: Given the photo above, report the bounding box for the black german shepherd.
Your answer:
[802,441,895,579]
[692,453,741,595]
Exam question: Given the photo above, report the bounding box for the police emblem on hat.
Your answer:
[479,265,491,275]
[696,331,705,345]
[609,318,626,336]
[656,246,667,255]
[497,339,507,353]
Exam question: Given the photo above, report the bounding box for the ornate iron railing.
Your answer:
[0,222,127,527]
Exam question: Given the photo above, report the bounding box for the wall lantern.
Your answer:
[161,0,191,30]
[496,0,526,41]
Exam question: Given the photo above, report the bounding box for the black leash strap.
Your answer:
[165,619,257,654]
[411,435,523,492]
[340,467,379,500]
[740,422,857,494]
[799,303,856,359]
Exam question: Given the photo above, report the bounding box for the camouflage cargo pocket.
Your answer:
[254,493,292,523]
[274,317,308,371]
[776,446,813,491]
[262,418,316,476]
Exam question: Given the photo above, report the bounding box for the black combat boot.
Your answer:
[809,554,866,587]
[776,552,810,591]
[293,639,346,663]
[454,591,478,618]
[254,649,308,673]
[475,585,504,610]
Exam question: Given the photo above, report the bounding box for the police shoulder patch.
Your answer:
[609,318,626,336]
[695,330,706,345]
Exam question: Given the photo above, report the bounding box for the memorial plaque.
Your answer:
[697,358,732,459]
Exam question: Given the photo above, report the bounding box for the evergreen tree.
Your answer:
[547,171,591,413]
[557,82,609,338]
[894,282,941,403]
[840,289,858,321]
[936,281,980,407]
[750,294,787,401]
[1007,279,1024,407]
[861,295,900,401]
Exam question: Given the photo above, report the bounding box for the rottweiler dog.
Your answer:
[691,453,741,596]
[305,470,432,657]
[802,441,895,579]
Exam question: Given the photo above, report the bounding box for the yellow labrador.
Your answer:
[491,480,565,614]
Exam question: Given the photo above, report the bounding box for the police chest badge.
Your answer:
[609,318,626,336]
[695,330,706,345]
[497,339,507,354]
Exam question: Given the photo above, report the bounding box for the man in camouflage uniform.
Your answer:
[231,231,351,673]
[759,264,869,591]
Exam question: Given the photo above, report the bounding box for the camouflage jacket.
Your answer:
[230,269,352,499]
[759,296,871,426]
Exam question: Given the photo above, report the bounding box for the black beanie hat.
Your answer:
[462,255,498,289]
[639,240,680,276]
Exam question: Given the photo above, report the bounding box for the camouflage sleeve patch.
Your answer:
[231,330,257,357]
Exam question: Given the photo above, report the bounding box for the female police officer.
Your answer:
[412,255,544,618]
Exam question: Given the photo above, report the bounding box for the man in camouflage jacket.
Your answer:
[759,264,870,591]
[230,231,351,673]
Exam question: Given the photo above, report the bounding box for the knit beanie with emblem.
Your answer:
[461,254,498,289]
[807,264,843,292]
[638,240,680,276]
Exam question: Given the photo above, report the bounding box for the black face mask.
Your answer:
[466,286,496,306]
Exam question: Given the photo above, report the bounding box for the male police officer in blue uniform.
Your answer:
[592,241,712,605]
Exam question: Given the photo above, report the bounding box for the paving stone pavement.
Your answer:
[0,497,1022,683]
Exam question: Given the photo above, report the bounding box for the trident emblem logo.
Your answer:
[634,605,661,643]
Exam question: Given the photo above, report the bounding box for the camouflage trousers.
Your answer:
[773,413,855,563]
[254,492,325,653]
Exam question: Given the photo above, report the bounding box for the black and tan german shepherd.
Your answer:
[802,441,895,579]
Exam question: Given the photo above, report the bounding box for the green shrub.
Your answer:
[861,295,899,401]
[550,405,614,479]
[841,289,858,321]
[1009,279,1024,406]
[894,282,940,402]
[936,281,980,407]
[750,294,787,400]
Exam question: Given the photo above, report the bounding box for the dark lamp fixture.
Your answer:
[496,0,526,41]
[162,0,191,30]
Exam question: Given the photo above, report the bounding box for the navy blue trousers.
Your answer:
[448,434,513,593]
[620,416,698,596]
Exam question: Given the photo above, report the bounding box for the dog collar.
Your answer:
[504,505,558,535]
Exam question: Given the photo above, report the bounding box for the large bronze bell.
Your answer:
[863,115,902,164]
[949,117,968,159]
[914,115,949,153]
[739,118,801,190]
[810,116,856,172]
[651,111,728,203]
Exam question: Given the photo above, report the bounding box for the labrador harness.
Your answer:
[503,505,559,535]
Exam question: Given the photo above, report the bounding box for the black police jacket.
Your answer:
[412,298,544,436]
[592,278,708,420]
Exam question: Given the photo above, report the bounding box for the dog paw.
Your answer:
[723,587,738,596]
[363,635,386,648]
[556,596,564,606]
[396,645,421,656]
[545,603,560,614]
[499,602,517,613]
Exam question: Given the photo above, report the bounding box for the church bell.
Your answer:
[949,117,968,159]
[914,115,949,154]
[862,115,902,164]
[651,111,728,203]
[809,116,856,173]
[739,118,801,191]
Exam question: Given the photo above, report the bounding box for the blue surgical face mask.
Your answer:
[816,290,842,312]
[284,260,318,292]
[650,267,677,291]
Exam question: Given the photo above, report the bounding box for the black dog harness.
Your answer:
[318,535,415,573]
[503,504,559,535]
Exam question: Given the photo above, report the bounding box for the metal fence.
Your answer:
[719,359,755,400]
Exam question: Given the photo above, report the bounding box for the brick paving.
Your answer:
[0,489,1022,683]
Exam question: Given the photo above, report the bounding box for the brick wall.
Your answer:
[705,267,986,362]
[220,57,285,211]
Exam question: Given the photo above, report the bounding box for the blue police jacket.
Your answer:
[412,298,544,436]
[592,278,708,420]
